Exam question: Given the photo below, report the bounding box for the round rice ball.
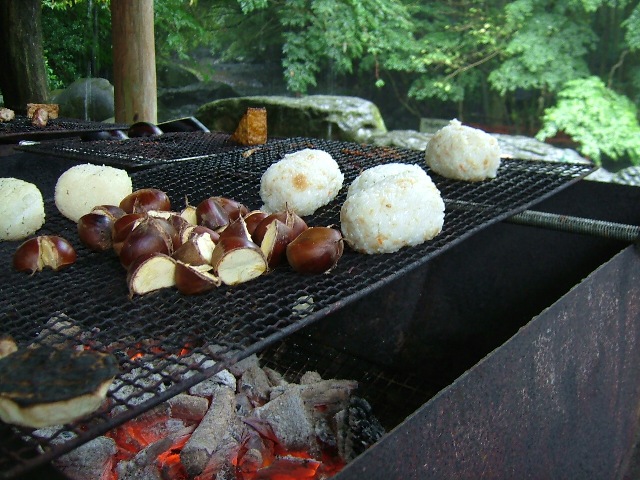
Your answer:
[55,164,132,222]
[340,163,445,254]
[260,148,344,216]
[0,178,45,241]
[425,119,501,181]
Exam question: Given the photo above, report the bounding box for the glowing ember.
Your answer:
[55,350,383,480]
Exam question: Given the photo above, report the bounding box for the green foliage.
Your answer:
[392,1,505,104]
[623,3,640,50]
[489,2,597,95]
[536,76,640,165]
[41,0,112,89]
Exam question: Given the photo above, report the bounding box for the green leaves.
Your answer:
[489,10,596,94]
[537,77,640,165]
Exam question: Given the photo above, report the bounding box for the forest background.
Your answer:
[36,0,640,167]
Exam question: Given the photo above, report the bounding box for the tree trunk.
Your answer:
[111,0,157,124]
[0,0,49,111]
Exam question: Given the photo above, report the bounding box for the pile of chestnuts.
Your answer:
[68,187,344,296]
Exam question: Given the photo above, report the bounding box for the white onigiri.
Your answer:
[55,164,132,222]
[0,178,45,241]
[340,163,445,254]
[260,148,344,216]
[425,119,501,181]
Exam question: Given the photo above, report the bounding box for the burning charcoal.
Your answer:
[235,392,254,417]
[239,363,272,406]
[262,366,288,388]
[116,425,194,480]
[110,366,167,414]
[298,378,358,419]
[254,455,321,479]
[227,353,260,377]
[335,397,385,462]
[189,368,236,397]
[193,441,240,480]
[39,313,83,347]
[181,385,236,477]
[53,436,117,480]
[238,447,263,474]
[300,371,322,384]
[254,385,319,455]
[167,393,209,423]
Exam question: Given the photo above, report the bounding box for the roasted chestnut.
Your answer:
[13,235,77,273]
[127,121,163,138]
[286,227,344,274]
[119,188,171,214]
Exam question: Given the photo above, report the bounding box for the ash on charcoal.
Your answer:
[226,352,260,378]
[254,384,318,455]
[167,393,209,423]
[39,313,99,347]
[239,363,272,406]
[54,436,117,480]
[189,368,236,396]
[181,384,237,477]
[110,365,167,413]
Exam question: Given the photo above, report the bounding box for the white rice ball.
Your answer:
[425,119,501,181]
[0,178,45,241]
[260,148,344,216]
[340,163,445,254]
[55,164,132,222]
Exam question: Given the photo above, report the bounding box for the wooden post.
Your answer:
[110,0,157,124]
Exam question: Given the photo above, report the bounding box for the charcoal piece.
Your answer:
[336,396,385,461]
[227,353,260,378]
[54,436,117,480]
[189,368,236,397]
[254,385,318,455]
[116,425,194,480]
[262,366,288,387]
[240,363,272,406]
[181,385,236,477]
[235,392,254,417]
[300,371,322,384]
[299,379,358,419]
[193,427,243,479]
[167,393,209,422]
[39,313,84,347]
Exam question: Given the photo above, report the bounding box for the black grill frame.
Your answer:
[0,137,594,478]
[0,116,128,144]
[17,131,261,168]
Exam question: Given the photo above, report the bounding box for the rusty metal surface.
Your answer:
[335,244,640,480]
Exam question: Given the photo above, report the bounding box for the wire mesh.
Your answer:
[0,137,594,477]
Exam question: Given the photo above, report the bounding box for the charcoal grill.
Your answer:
[0,116,128,144]
[17,131,266,168]
[0,137,598,478]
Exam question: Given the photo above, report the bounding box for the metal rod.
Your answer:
[507,210,640,242]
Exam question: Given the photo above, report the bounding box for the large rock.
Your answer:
[53,78,114,122]
[196,95,387,143]
[158,81,239,122]
[368,129,590,164]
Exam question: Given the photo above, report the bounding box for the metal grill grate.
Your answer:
[0,137,594,477]
[17,131,261,168]
[0,116,128,143]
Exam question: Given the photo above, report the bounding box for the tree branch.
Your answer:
[444,49,500,81]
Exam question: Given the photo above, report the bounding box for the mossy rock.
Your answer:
[196,95,387,143]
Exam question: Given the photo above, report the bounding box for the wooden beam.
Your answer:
[111,0,157,124]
